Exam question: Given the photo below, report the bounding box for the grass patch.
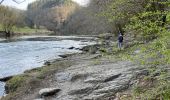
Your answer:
[0,24,51,35]
[6,75,28,93]
[14,27,50,34]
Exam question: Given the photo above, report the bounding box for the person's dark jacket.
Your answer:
[118,35,123,43]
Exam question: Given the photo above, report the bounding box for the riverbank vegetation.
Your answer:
[99,0,170,99]
[0,5,50,37]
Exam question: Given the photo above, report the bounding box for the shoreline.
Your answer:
[0,35,99,98]
[0,39,143,100]
[0,33,149,100]
[0,41,104,99]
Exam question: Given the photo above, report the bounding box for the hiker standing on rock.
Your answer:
[118,32,123,50]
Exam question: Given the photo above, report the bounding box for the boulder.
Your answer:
[39,88,61,97]
[80,44,101,54]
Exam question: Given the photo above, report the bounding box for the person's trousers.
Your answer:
[118,42,122,49]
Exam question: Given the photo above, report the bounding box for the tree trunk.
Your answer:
[5,31,11,39]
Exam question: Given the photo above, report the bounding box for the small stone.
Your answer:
[39,88,61,97]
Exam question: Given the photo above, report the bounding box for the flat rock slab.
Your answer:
[39,88,61,97]
[34,55,140,100]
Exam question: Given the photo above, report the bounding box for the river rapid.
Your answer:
[0,36,96,96]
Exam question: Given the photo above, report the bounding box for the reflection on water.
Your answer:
[0,36,96,96]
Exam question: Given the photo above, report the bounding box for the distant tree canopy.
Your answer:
[60,0,113,35]
[26,0,77,33]
[100,0,170,41]
[0,5,25,37]
[1,0,169,37]
[25,0,114,35]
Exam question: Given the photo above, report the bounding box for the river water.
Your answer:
[0,36,96,96]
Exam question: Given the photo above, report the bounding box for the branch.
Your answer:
[0,0,26,4]
[0,0,5,4]
[12,0,26,4]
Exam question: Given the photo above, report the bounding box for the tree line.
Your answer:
[0,0,169,39]
[0,5,25,37]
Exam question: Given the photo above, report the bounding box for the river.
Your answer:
[0,36,96,96]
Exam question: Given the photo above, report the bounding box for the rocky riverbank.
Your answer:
[1,34,149,100]
[1,52,147,100]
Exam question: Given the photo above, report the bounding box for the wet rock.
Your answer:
[44,61,51,66]
[68,47,75,49]
[75,48,80,50]
[58,55,68,58]
[39,88,61,97]
[0,76,13,82]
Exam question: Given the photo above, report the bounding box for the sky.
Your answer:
[2,0,90,10]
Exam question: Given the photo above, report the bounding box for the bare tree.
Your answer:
[0,0,26,4]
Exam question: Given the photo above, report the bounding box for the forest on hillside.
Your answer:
[0,0,169,37]
[0,0,114,36]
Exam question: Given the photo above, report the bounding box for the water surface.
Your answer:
[0,36,96,96]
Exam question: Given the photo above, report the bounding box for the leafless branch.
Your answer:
[0,0,5,4]
[12,0,26,4]
[0,0,26,4]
